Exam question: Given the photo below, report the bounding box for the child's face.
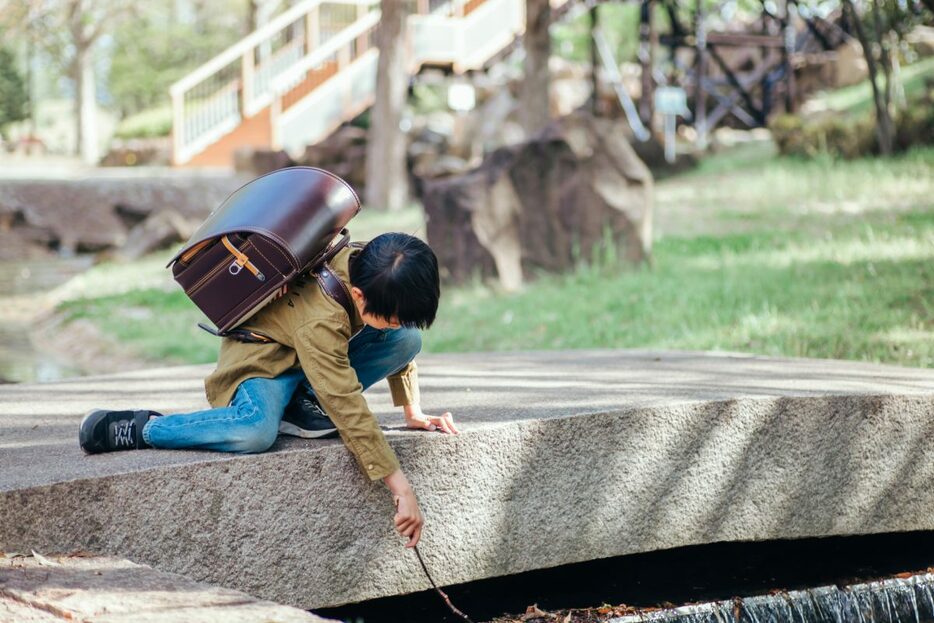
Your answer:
[361,311,401,330]
[351,286,401,330]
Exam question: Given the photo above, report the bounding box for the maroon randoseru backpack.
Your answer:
[168,167,360,336]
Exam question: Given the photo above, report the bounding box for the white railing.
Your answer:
[171,0,376,164]
[172,0,570,165]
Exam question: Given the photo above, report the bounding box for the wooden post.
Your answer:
[759,0,771,121]
[306,7,320,54]
[171,92,185,165]
[639,0,656,126]
[241,48,255,116]
[782,0,796,112]
[590,3,600,115]
[695,0,708,148]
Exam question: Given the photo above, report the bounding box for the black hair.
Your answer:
[349,233,441,329]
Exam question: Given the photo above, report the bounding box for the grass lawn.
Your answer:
[54,145,934,369]
[807,57,934,117]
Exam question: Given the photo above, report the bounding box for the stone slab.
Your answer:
[1,350,933,609]
[0,552,333,622]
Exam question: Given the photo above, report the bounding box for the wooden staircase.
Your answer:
[170,0,569,167]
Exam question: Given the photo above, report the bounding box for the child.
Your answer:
[79,232,458,548]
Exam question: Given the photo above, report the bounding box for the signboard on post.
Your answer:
[654,86,689,163]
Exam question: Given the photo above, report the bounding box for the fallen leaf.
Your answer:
[521,604,552,621]
[1,552,26,560]
[31,550,62,567]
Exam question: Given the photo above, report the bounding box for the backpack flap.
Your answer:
[168,167,361,334]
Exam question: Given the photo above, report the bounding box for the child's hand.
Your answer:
[384,469,422,548]
[393,487,423,548]
[403,405,459,434]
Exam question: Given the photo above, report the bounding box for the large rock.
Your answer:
[233,147,294,177]
[907,25,934,58]
[119,210,200,260]
[1,352,934,609]
[296,125,368,194]
[0,174,244,260]
[421,111,653,289]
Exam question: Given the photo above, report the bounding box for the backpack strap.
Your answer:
[197,322,274,343]
[313,262,355,319]
[307,228,351,269]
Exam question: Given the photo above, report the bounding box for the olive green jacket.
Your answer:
[204,244,415,481]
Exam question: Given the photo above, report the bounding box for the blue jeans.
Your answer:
[142,326,421,453]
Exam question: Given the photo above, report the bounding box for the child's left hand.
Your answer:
[404,405,459,434]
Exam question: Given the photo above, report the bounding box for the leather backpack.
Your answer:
[168,167,359,339]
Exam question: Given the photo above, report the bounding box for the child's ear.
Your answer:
[350,287,365,303]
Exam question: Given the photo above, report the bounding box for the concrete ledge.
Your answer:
[1,350,933,609]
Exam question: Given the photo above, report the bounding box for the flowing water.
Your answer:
[317,533,934,623]
[0,257,93,383]
[608,574,934,623]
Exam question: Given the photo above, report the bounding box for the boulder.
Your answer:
[99,138,171,167]
[833,39,869,88]
[0,175,243,259]
[119,210,200,260]
[907,25,934,58]
[296,125,368,193]
[233,148,294,177]
[421,111,653,289]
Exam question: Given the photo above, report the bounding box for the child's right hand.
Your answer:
[385,468,423,547]
[393,488,423,548]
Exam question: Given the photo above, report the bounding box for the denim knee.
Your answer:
[225,400,280,453]
[227,423,278,454]
[394,327,422,363]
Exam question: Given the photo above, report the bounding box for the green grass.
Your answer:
[58,288,220,364]
[808,57,934,117]
[655,144,934,236]
[425,209,934,367]
[54,146,934,369]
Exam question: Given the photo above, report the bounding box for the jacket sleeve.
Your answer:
[294,316,401,481]
[386,362,420,407]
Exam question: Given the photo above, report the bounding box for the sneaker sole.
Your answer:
[278,421,338,439]
[78,409,108,454]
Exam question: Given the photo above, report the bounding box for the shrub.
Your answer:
[114,106,173,139]
[771,81,934,159]
[0,47,28,137]
[893,89,934,152]
[770,112,877,159]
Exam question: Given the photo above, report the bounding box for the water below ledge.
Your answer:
[315,531,934,623]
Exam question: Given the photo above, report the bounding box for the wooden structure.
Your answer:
[635,0,805,146]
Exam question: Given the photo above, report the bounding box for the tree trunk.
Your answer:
[519,0,551,136]
[870,0,894,117]
[590,4,600,115]
[365,0,409,211]
[843,0,893,155]
[638,0,656,125]
[74,44,99,164]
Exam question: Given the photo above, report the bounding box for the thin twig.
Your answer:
[413,545,476,623]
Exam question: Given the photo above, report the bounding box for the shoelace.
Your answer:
[113,420,136,448]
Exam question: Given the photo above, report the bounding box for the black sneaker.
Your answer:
[280,387,338,439]
[79,409,161,454]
